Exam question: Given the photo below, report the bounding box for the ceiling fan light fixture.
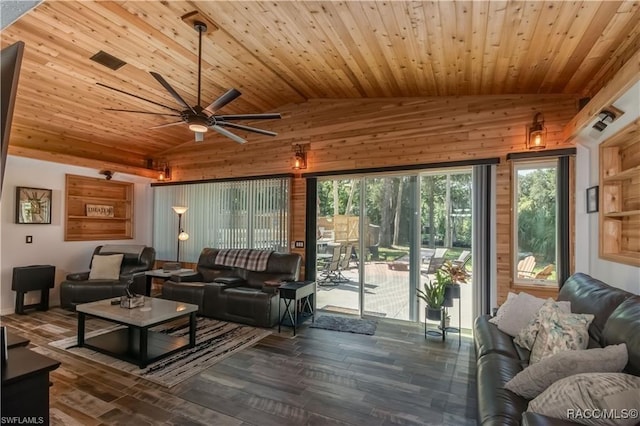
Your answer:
[188,123,208,133]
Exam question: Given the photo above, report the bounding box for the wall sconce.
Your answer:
[293,144,307,170]
[172,206,189,262]
[158,163,171,181]
[592,110,616,132]
[526,112,546,150]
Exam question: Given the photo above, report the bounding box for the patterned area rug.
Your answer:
[49,318,270,387]
[310,315,377,335]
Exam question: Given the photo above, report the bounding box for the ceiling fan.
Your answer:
[97,21,281,144]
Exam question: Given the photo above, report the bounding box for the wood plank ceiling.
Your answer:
[2,1,639,176]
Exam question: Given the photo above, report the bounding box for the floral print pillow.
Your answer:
[514,298,571,350]
[529,310,594,364]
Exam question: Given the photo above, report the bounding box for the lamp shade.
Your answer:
[172,206,188,215]
[178,231,190,241]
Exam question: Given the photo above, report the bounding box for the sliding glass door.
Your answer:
[315,169,474,328]
[362,176,416,320]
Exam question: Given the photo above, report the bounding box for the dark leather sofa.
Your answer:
[60,245,155,310]
[162,248,302,327]
[474,273,640,426]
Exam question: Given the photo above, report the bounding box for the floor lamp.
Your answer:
[172,206,189,263]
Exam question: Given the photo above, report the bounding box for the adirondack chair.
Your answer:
[534,264,554,280]
[517,255,536,278]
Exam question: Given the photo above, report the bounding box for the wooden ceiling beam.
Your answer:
[562,49,640,143]
[7,146,159,179]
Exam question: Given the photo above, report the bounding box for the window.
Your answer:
[513,160,558,286]
[153,178,290,262]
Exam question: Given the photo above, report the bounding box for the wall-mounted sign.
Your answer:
[86,204,114,217]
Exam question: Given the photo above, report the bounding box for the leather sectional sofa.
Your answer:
[474,273,640,426]
[162,248,302,327]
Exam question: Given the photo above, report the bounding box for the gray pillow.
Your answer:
[505,344,628,399]
[89,254,123,280]
[497,292,546,337]
[488,292,517,325]
[527,372,640,426]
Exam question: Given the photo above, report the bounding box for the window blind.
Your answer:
[153,178,290,262]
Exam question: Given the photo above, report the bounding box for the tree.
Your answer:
[517,168,556,262]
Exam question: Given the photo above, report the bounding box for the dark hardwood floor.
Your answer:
[1,309,477,425]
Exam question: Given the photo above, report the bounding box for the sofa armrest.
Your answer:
[66,271,90,281]
[213,276,246,287]
[170,272,204,283]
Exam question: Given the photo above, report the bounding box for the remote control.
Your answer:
[110,299,120,305]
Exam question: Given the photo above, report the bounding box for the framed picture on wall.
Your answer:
[586,185,599,213]
[15,186,52,224]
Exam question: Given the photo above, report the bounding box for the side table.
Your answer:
[12,265,55,314]
[144,268,196,296]
[278,281,315,336]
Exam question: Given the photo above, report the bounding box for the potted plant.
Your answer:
[440,260,470,306]
[417,278,445,321]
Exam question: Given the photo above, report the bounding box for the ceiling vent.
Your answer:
[90,50,126,71]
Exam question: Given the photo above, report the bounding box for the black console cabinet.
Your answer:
[1,346,60,425]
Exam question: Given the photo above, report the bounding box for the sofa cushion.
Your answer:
[527,373,640,426]
[505,343,628,399]
[603,295,640,376]
[497,292,547,337]
[514,299,571,351]
[89,254,123,280]
[474,315,521,360]
[529,310,594,364]
[489,292,517,325]
[476,353,528,426]
[558,273,632,347]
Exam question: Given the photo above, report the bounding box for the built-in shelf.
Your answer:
[603,164,640,182]
[65,174,134,241]
[603,210,640,218]
[599,121,640,267]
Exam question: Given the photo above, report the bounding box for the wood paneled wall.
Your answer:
[160,94,579,301]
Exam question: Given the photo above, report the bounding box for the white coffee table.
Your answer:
[76,297,198,368]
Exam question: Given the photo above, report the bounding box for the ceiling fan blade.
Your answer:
[104,108,181,117]
[150,121,185,130]
[211,125,247,144]
[149,72,196,114]
[96,82,181,113]
[216,113,282,121]
[204,88,241,115]
[218,121,277,137]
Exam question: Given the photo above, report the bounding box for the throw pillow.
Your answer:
[497,292,547,337]
[488,292,517,325]
[514,298,571,350]
[527,372,640,426]
[504,343,628,399]
[88,254,124,280]
[529,310,594,364]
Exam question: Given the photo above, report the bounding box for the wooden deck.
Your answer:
[1,308,477,425]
